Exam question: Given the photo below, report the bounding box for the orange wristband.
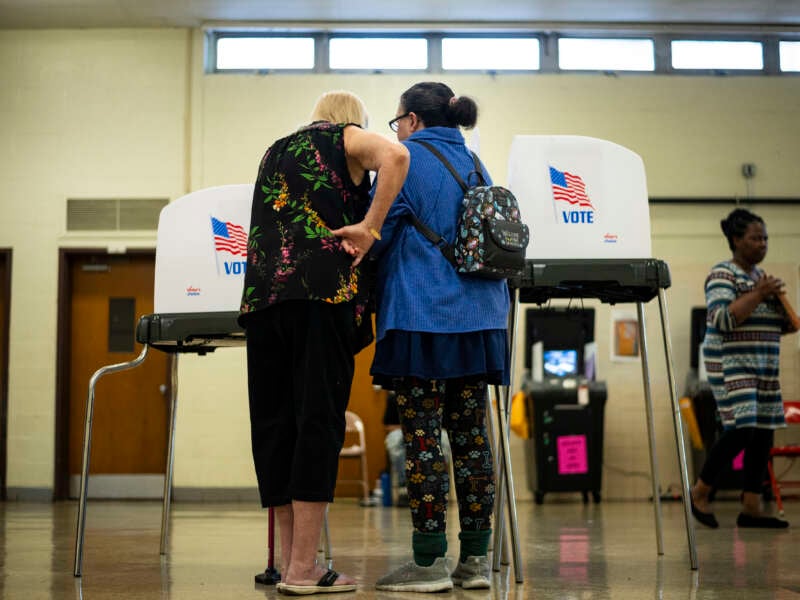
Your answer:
[369,227,382,241]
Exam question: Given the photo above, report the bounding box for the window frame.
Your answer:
[205,28,800,77]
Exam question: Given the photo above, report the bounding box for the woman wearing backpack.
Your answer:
[369,82,510,592]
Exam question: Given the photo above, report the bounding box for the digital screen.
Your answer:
[543,349,579,377]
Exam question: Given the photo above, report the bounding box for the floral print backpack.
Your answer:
[409,140,530,280]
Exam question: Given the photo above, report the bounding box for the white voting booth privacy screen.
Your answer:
[507,135,652,259]
[154,184,253,313]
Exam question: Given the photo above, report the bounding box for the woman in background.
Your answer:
[691,208,797,529]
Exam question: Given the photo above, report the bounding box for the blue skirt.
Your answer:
[371,329,509,388]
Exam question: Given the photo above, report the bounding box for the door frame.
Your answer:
[54,248,157,500]
[0,249,11,501]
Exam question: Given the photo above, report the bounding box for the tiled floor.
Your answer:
[1,497,799,599]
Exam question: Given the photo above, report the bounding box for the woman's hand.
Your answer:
[728,272,785,325]
[330,222,375,267]
[754,273,785,300]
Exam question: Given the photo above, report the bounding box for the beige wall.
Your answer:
[1,28,798,499]
[0,28,190,489]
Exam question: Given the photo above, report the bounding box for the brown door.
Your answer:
[67,253,170,498]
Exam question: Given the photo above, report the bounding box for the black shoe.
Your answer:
[690,499,719,529]
[736,513,789,529]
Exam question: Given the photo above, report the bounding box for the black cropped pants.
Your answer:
[244,300,356,507]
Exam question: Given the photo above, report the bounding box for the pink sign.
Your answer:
[732,450,744,471]
[557,435,589,475]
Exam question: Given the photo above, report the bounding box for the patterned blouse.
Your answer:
[702,260,788,430]
[239,121,373,346]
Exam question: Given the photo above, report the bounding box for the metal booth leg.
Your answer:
[636,302,665,557]
[493,384,524,583]
[73,344,150,577]
[487,393,510,568]
[656,290,698,570]
[160,354,179,555]
[491,287,523,583]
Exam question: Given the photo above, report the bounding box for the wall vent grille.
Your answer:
[67,199,168,231]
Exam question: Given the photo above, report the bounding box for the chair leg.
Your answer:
[360,454,370,502]
[768,458,785,517]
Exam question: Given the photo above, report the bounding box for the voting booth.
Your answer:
[75,184,337,578]
[491,136,697,581]
[73,184,327,578]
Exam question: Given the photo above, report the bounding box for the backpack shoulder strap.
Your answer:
[468,151,487,187]
[407,213,443,246]
[407,213,456,267]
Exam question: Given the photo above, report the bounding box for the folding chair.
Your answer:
[339,411,371,505]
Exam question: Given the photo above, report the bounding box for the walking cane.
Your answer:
[254,507,281,585]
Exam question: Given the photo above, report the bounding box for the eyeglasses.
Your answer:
[388,112,410,132]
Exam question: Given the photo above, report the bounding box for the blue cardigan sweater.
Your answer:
[371,126,510,342]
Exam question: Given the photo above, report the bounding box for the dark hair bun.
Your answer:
[446,96,478,129]
[400,82,479,130]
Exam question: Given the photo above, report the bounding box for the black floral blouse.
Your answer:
[239,121,374,347]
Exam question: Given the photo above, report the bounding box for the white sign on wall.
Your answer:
[154,184,253,313]
[507,135,652,259]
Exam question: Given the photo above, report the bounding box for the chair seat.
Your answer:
[771,446,800,457]
[340,445,364,457]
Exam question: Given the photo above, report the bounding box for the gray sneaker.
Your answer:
[375,557,453,592]
[451,555,491,589]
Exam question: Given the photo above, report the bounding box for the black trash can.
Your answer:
[524,381,607,504]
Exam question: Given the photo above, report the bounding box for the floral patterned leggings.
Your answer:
[393,376,495,534]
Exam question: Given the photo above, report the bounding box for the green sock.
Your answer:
[412,531,447,567]
[458,529,492,563]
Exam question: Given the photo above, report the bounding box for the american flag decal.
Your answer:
[211,217,248,256]
[549,166,595,210]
